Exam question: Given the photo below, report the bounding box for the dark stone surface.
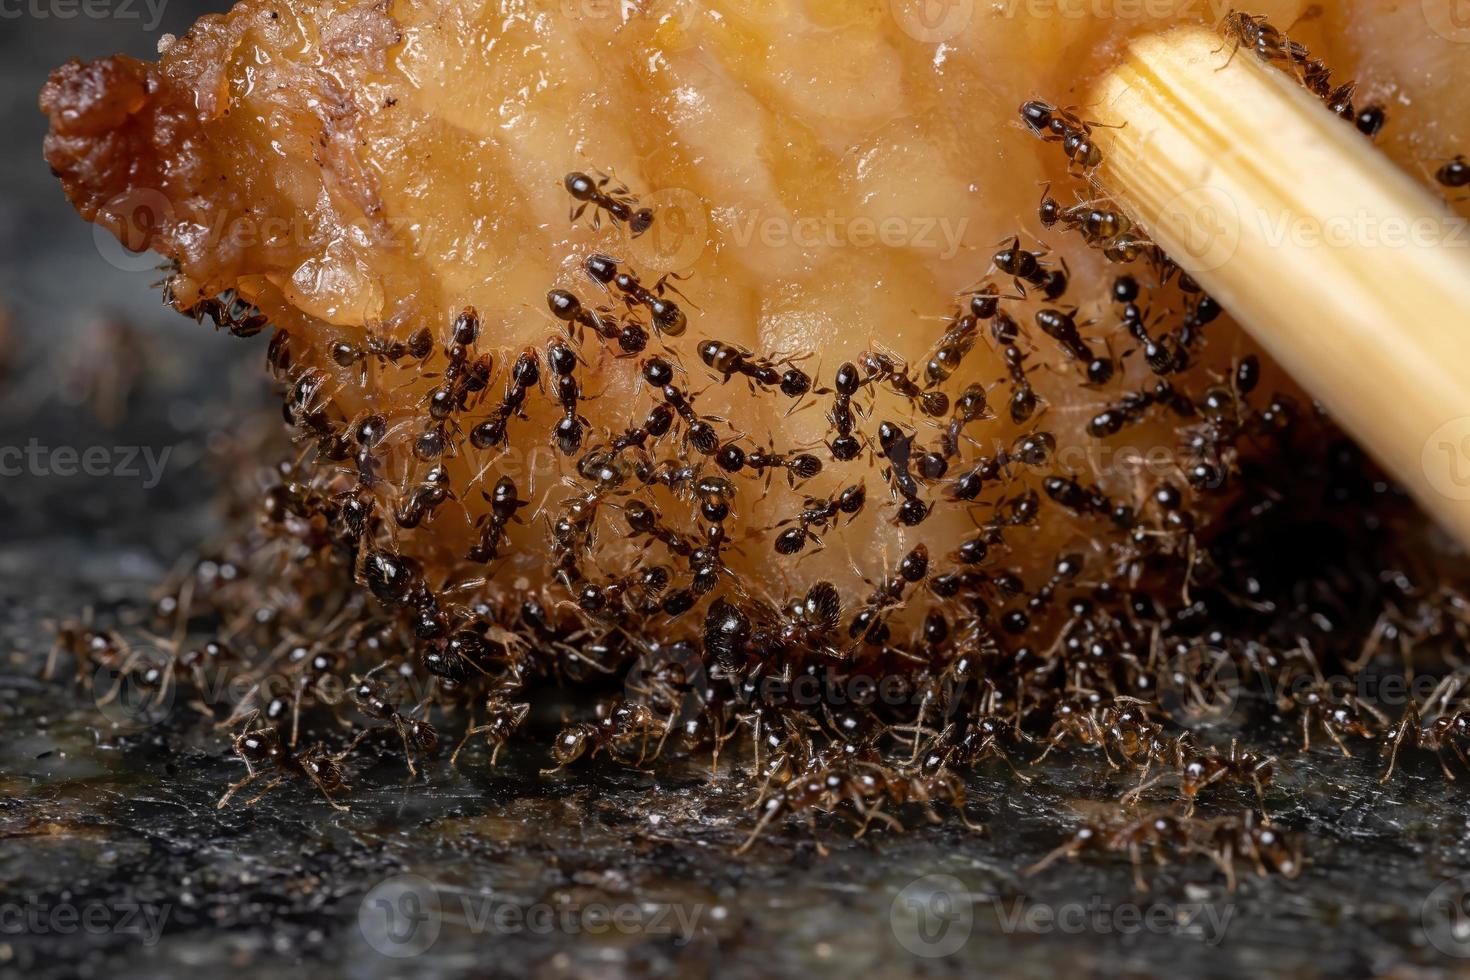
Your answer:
[6,10,1470,980]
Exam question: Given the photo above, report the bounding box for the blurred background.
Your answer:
[0,1,264,587]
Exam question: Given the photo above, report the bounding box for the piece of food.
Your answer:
[35,3,1470,841]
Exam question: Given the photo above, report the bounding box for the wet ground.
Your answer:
[8,9,1470,980]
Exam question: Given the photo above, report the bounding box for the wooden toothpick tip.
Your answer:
[1087,26,1470,549]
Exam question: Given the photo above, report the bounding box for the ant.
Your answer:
[467,476,528,563]
[331,326,433,384]
[1380,701,1470,782]
[172,287,270,338]
[846,545,929,645]
[643,357,722,455]
[999,339,1042,424]
[425,308,494,421]
[773,482,867,555]
[217,716,359,812]
[1437,155,1470,189]
[1035,307,1112,383]
[1038,187,1132,244]
[624,497,694,557]
[826,362,867,461]
[1199,811,1302,891]
[547,288,647,355]
[564,170,654,236]
[42,610,129,685]
[993,236,1067,299]
[547,339,588,455]
[352,664,440,777]
[743,445,823,485]
[949,431,1053,502]
[699,339,812,397]
[1025,811,1187,892]
[471,349,540,452]
[1088,380,1196,438]
[1016,100,1112,173]
[876,421,930,526]
[545,698,672,772]
[860,350,949,416]
[450,693,530,766]
[585,254,688,337]
[392,463,456,529]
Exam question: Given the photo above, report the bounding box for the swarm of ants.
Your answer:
[39,13,1470,893]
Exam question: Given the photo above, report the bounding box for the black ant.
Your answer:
[949,431,1053,501]
[773,483,866,555]
[470,349,540,452]
[742,445,823,485]
[876,421,929,526]
[450,693,530,766]
[826,362,866,461]
[642,357,721,455]
[860,350,948,416]
[547,338,587,455]
[698,339,811,397]
[1088,380,1196,438]
[331,326,433,384]
[547,288,647,355]
[1437,155,1470,189]
[393,463,456,529]
[585,254,688,337]
[564,170,654,236]
[1038,188,1132,245]
[1035,307,1111,383]
[352,664,440,777]
[217,717,357,812]
[993,236,1067,299]
[1000,340,1042,424]
[467,476,528,563]
[172,286,270,338]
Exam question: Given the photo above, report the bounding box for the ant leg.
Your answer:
[244,775,286,807]
[303,769,350,812]
[451,723,488,767]
[218,770,266,809]
[1323,722,1353,758]
[1024,838,1082,877]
